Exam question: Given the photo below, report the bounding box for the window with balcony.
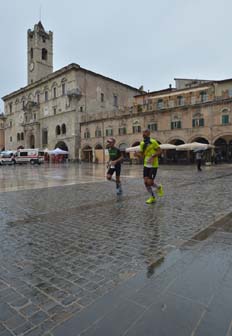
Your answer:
[177,96,185,106]
[118,127,127,135]
[95,129,102,137]
[191,96,196,104]
[192,118,204,127]
[106,128,113,136]
[157,99,164,109]
[84,129,90,139]
[222,115,229,125]
[171,121,181,129]
[148,123,157,131]
[132,125,141,133]
[132,120,141,133]
[200,91,208,102]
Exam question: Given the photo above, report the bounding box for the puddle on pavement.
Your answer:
[146,255,165,278]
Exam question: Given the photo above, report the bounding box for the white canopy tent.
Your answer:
[176,142,215,151]
[125,144,176,153]
[48,148,69,155]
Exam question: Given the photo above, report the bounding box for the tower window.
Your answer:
[56,125,61,136]
[30,48,33,59]
[42,48,48,60]
[61,124,66,134]
[45,91,48,102]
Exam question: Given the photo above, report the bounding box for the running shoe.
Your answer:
[146,196,156,204]
[157,184,164,197]
[116,186,122,195]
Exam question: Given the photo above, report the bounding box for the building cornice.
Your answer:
[2,63,143,102]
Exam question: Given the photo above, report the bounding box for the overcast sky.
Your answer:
[1,0,232,111]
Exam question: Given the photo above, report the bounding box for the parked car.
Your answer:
[0,151,16,165]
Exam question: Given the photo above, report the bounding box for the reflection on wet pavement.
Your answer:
[0,163,232,335]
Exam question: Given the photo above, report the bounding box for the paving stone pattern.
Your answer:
[0,164,232,335]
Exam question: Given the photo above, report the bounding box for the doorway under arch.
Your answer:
[192,137,209,144]
[214,137,227,162]
[82,145,93,162]
[55,141,69,151]
[30,134,35,148]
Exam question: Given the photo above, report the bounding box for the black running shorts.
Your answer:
[143,167,158,179]
[107,164,121,177]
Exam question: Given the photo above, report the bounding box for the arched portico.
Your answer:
[29,134,35,148]
[82,145,93,162]
[214,138,227,162]
[55,141,69,151]
[165,139,186,164]
[94,144,103,163]
[212,133,232,162]
[190,137,209,144]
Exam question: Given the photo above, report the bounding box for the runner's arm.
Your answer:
[111,153,123,165]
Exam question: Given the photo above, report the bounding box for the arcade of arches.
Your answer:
[81,135,232,163]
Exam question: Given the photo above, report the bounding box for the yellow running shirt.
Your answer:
[140,138,160,168]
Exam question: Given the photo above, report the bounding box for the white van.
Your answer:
[0,151,16,165]
[15,149,45,165]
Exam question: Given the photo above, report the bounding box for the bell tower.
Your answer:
[27,21,53,85]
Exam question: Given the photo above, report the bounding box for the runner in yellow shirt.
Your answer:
[135,129,164,204]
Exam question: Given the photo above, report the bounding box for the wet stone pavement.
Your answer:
[0,163,232,335]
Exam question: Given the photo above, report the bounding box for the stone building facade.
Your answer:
[0,114,6,151]
[81,78,232,163]
[2,22,141,159]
